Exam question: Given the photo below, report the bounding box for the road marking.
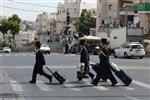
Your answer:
[107,80,135,91]
[63,83,82,91]
[9,80,24,92]
[120,86,135,90]
[6,54,10,56]
[125,95,140,100]
[36,80,52,91]
[93,85,109,91]
[86,81,109,91]
[132,80,150,89]
[22,54,26,56]
[3,65,150,70]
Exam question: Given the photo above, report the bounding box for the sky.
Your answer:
[0,0,96,21]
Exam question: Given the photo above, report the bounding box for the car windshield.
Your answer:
[41,44,49,47]
[4,47,10,49]
[131,45,143,49]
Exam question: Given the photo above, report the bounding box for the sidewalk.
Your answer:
[0,68,25,100]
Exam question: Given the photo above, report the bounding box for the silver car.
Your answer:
[40,44,51,54]
[3,47,11,53]
[114,43,145,59]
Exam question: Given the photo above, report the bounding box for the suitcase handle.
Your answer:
[45,66,54,74]
[45,65,67,79]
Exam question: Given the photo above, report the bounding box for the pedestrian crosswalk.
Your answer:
[0,53,78,57]
[8,79,150,93]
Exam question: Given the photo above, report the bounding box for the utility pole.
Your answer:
[123,4,127,27]
[77,0,81,35]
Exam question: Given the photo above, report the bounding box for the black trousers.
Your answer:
[31,66,52,82]
[93,67,117,85]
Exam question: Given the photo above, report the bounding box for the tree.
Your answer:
[0,19,9,39]
[8,14,21,48]
[77,9,96,37]
[0,14,21,48]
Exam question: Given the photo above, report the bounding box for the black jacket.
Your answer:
[80,48,90,73]
[34,50,46,73]
[99,47,109,64]
[80,48,89,64]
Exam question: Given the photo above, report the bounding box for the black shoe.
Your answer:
[91,82,97,86]
[102,79,107,82]
[49,76,52,84]
[111,82,117,86]
[78,78,82,82]
[29,80,36,84]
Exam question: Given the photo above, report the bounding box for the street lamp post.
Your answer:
[123,5,128,27]
[77,0,81,34]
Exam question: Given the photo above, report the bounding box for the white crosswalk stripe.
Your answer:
[63,83,82,91]
[9,80,24,92]
[36,80,52,91]
[132,80,150,89]
[83,79,109,91]
[93,85,109,91]
[8,79,150,93]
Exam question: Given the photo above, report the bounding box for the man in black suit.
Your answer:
[79,40,94,81]
[29,42,52,84]
[92,38,117,86]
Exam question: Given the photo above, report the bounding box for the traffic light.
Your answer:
[66,11,70,25]
[64,26,71,35]
[64,10,71,35]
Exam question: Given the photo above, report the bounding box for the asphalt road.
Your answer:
[0,53,150,100]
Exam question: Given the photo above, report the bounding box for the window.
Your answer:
[114,36,117,39]
[131,45,143,49]
[109,4,112,10]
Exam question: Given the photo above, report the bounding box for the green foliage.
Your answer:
[0,19,9,37]
[78,9,96,37]
[8,14,21,36]
[0,14,21,48]
[0,14,21,37]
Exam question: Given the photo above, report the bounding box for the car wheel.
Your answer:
[139,56,143,59]
[113,52,117,58]
[124,52,128,58]
[48,51,50,54]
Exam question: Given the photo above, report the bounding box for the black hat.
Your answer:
[35,41,41,49]
[101,38,108,45]
[79,40,85,45]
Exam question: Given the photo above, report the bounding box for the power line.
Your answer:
[7,0,57,8]
[2,5,44,13]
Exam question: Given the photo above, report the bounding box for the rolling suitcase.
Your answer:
[46,66,66,84]
[110,62,132,86]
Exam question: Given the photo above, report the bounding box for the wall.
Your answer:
[110,27,126,48]
[139,13,150,34]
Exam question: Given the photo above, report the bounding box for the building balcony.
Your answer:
[119,5,137,15]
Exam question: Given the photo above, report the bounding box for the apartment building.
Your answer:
[136,0,150,34]
[96,0,141,35]
[35,12,52,44]
[56,0,96,35]
[35,12,50,35]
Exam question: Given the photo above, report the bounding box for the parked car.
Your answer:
[3,47,11,53]
[113,43,145,59]
[40,44,50,54]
